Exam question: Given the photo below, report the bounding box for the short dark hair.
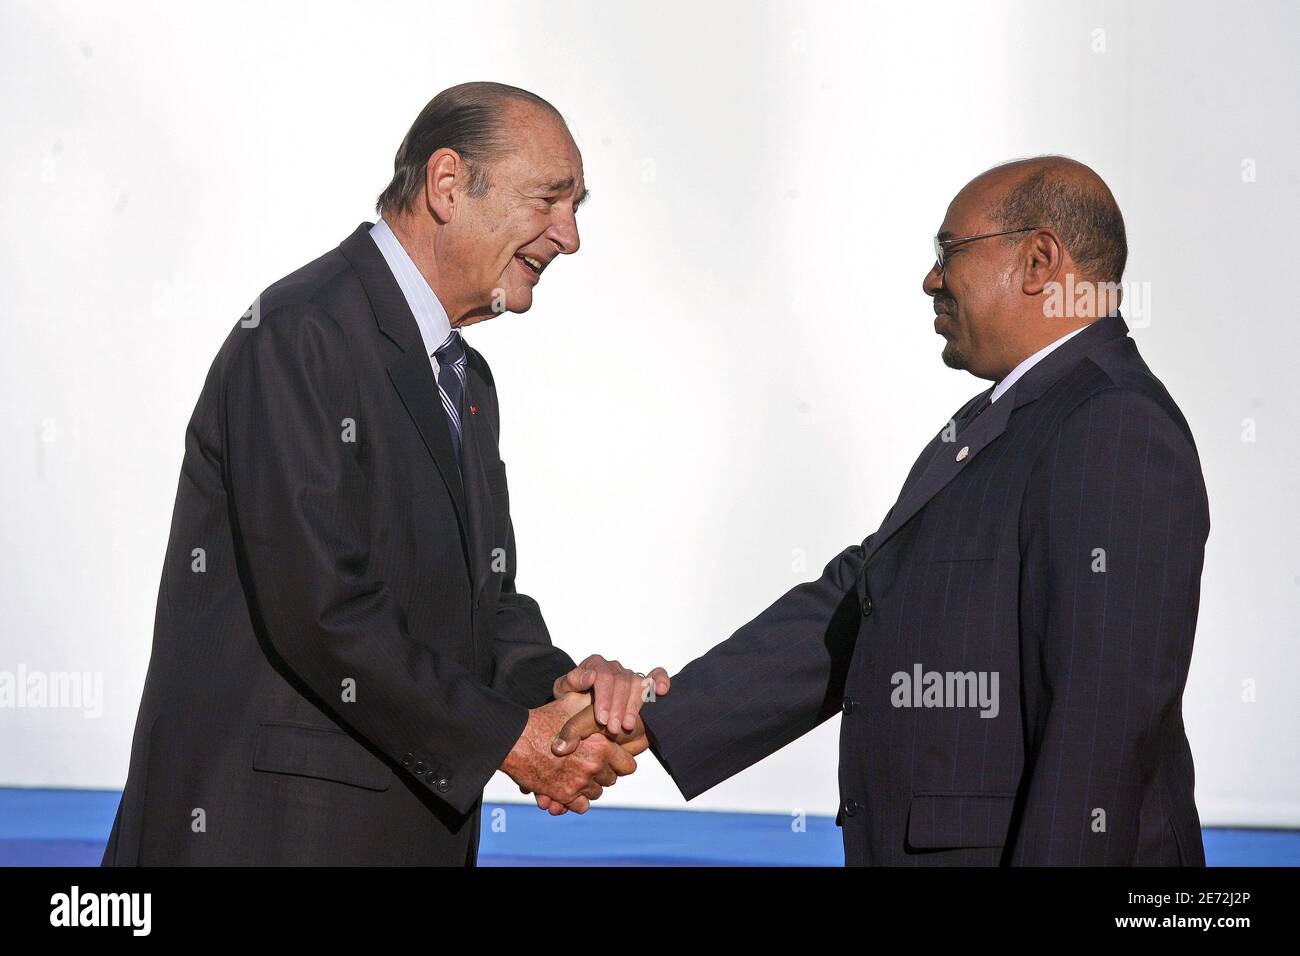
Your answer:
[990,158,1128,286]
[376,81,563,217]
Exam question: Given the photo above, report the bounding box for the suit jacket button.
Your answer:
[842,697,855,715]
[436,778,451,793]
[401,754,413,767]
[861,594,873,616]
[413,761,427,775]
[842,798,859,818]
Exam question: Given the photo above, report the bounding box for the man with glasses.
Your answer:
[557,155,1209,866]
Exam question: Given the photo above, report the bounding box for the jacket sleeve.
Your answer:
[222,303,528,815]
[1008,388,1208,864]
[641,543,867,799]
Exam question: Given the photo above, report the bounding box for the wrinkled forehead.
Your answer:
[499,104,585,191]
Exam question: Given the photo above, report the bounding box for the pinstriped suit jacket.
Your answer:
[643,314,1208,866]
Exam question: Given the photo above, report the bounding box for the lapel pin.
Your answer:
[469,405,477,415]
[956,445,969,462]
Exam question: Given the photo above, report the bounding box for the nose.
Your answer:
[922,261,943,297]
[547,206,581,256]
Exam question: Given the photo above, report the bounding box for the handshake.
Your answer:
[499,655,671,815]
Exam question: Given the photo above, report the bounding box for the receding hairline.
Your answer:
[375,81,578,217]
[950,154,1128,285]
[970,156,1117,218]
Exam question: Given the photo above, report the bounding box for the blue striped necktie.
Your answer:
[434,330,468,464]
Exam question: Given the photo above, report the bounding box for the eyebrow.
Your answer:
[539,177,589,207]
[937,229,956,241]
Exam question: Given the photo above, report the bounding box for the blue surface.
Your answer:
[2,788,1296,866]
[476,802,843,866]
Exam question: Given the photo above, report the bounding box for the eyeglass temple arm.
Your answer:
[937,225,1041,247]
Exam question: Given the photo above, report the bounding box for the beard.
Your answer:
[942,340,968,370]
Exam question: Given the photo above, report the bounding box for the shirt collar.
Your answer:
[368,218,453,359]
[990,324,1089,403]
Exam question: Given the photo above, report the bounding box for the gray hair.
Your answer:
[988,156,1128,286]
[376,81,563,217]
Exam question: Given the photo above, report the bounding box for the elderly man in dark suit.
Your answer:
[103,82,667,865]
[559,156,1208,866]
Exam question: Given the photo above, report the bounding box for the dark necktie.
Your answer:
[434,330,468,464]
[960,395,992,433]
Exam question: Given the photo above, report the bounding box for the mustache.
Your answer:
[932,295,956,315]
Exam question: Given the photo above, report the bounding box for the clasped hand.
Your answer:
[500,655,670,815]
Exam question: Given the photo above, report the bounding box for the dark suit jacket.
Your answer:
[102,223,574,865]
[643,314,1208,866]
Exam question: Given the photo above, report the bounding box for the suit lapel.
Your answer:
[339,222,469,532]
[864,386,1013,562]
[863,313,1131,563]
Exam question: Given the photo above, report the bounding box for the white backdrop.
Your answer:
[2,0,1297,827]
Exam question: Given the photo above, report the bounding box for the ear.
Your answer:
[1020,227,1066,296]
[422,148,463,224]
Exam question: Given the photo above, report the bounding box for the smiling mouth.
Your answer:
[515,254,544,276]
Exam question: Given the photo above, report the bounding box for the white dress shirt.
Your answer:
[990,325,1088,403]
[368,218,453,379]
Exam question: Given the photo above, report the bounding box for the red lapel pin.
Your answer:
[469,405,477,414]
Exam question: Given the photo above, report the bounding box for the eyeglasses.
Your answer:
[933,226,1041,271]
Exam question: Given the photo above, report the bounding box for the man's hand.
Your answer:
[500,692,637,814]
[532,706,651,815]
[552,705,648,757]
[551,654,671,735]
